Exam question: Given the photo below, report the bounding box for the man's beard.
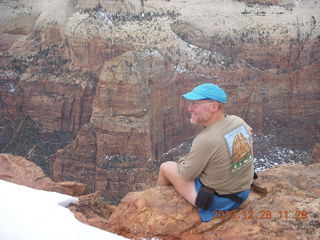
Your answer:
[190,112,211,126]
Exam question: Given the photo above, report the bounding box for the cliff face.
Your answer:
[1,0,319,201]
[50,50,191,201]
[170,1,320,147]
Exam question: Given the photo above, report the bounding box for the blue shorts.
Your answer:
[194,178,250,222]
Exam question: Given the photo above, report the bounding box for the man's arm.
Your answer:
[177,137,215,180]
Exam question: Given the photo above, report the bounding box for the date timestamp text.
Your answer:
[212,210,308,220]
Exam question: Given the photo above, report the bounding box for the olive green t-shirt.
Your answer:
[177,115,254,195]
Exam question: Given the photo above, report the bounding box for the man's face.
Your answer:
[187,100,214,126]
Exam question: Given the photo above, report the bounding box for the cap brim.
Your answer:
[182,91,206,100]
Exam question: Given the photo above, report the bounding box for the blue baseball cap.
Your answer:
[182,83,227,103]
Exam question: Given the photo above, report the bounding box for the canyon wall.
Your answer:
[0,0,319,202]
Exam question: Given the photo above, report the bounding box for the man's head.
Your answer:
[182,83,227,126]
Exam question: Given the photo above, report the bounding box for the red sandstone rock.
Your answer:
[17,76,95,132]
[107,186,201,238]
[50,50,188,202]
[57,181,88,196]
[70,204,111,232]
[102,163,320,239]
[0,154,72,195]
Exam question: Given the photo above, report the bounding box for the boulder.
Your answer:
[58,181,88,196]
[103,163,320,239]
[107,186,201,238]
[0,153,87,196]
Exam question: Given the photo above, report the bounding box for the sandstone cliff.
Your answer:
[1,0,319,202]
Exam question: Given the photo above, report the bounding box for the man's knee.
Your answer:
[160,161,189,185]
[159,161,177,173]
[158,161,178,186]
[158,161,196,205]
[158,161,182,185]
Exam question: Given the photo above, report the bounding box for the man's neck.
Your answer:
[202,111,226,127]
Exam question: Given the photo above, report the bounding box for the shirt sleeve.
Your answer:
[177,135,216,180]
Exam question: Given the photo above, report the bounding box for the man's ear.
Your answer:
[209,101,219,112]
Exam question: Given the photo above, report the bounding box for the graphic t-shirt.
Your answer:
[177,115,254,194]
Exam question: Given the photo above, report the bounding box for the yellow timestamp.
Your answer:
[212,209,309,220]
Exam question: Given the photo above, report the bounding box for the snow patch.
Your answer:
[0,180,129,240]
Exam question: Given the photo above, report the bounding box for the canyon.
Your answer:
[0,0,319,202]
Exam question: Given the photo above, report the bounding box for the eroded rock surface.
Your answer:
[79,163,320,240]
[0,153,72,194]
[0,153,89,196]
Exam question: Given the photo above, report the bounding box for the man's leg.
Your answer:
[157,161,197,206]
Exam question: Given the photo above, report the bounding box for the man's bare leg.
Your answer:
[157,161,197,206]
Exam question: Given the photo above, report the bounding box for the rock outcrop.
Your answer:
[58,181,88,196]
[76,163,320,240]
[1,0,319,202]
[0,153,87,196]
[1,149,320,239]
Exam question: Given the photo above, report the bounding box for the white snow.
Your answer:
[0,180,129,240]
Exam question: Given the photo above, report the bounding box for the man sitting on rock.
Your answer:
[157,83,254,221]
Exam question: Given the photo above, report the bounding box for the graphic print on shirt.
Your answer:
[224,125,253,172]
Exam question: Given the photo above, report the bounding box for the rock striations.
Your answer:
[0,0,319,202]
